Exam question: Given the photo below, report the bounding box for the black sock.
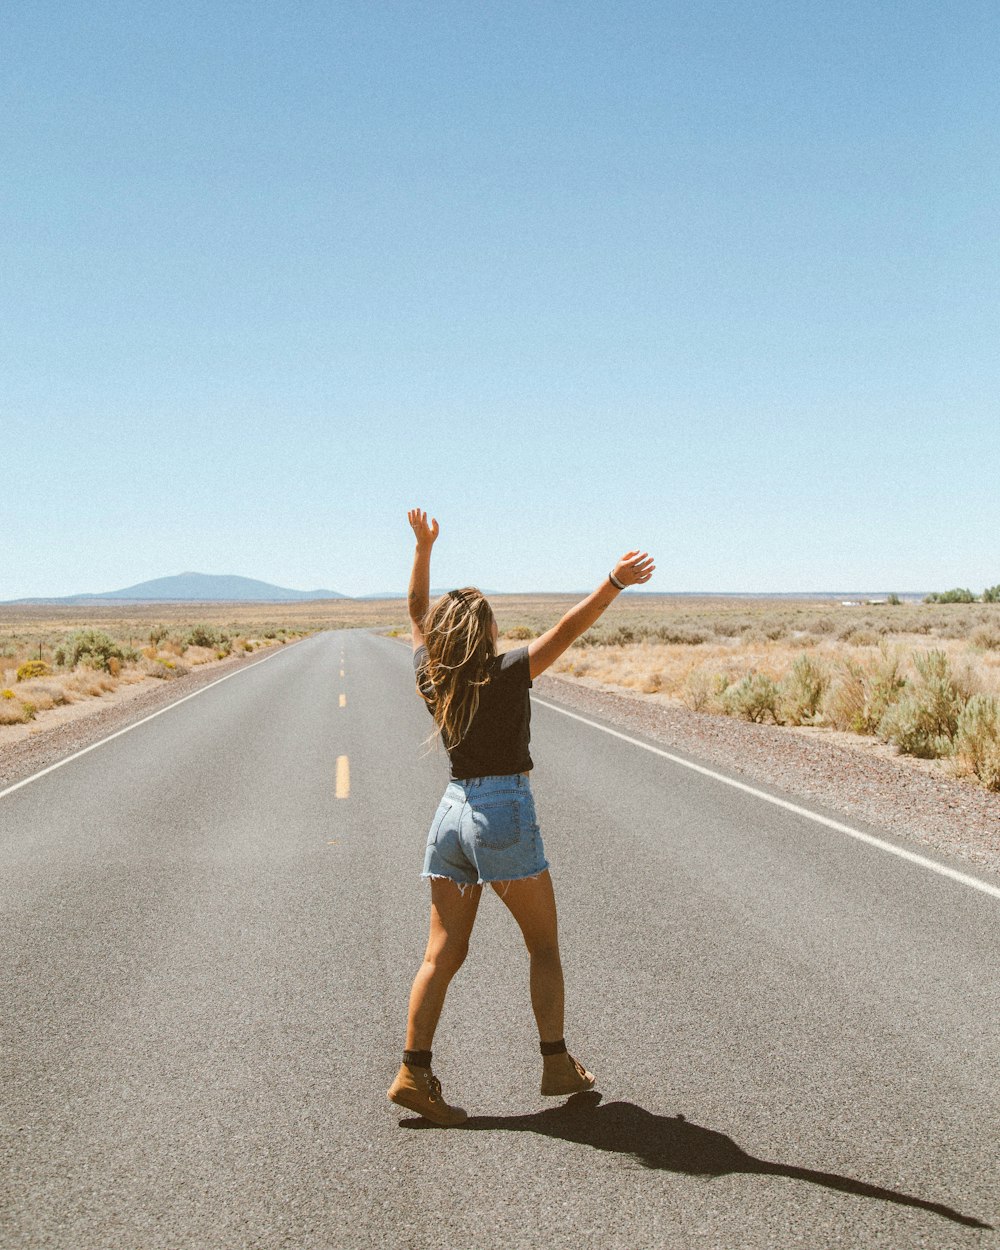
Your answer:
[540,1038,567,1056]
[403,1049,432,1068]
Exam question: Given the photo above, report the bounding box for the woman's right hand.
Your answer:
[408,509,440,548]
[612,550,656,587]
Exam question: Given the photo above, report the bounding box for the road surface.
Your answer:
[2,630,997,1248]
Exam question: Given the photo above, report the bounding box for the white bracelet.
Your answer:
[608,571,625,591]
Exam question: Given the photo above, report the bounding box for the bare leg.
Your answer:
[405,878,483,1050]
[491,870,564,1043]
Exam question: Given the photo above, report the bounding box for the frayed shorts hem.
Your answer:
[421,864,550,896]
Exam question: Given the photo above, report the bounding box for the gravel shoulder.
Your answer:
[534,672,1000,880]
[0,643,297,793]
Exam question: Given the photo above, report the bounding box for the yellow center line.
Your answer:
[339,693,346,708]
[340,668,345,678]
[335,755,350,799]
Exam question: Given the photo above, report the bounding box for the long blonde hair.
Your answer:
[420,587,495,749]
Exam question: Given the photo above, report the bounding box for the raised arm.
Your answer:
[407,508,439,649]
[527,550,655,679]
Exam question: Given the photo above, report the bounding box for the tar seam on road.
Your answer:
[532,696,1000,903]
[0,639,306,803]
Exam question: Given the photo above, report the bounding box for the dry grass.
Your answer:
[0,601,338,732]
[550,635,1000,699]
[536,601,1000,792]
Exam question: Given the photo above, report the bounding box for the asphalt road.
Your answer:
[2,630,998,1250]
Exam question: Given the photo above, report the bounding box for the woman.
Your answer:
[388,509,655,1126]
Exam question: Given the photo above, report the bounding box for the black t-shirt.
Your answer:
[413,644,533,780]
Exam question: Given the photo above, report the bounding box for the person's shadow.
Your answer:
[400,1093,991,1230]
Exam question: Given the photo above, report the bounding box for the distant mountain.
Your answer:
[3,572,349,604]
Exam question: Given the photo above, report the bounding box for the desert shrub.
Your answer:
[0,700,31,725]
[139,656,189,680]
[876,650,968,758]
[837,619,882,644]
[182,645,217,666]
[22,688,54,711]
[937,618,977,640]
[969,625,1000,651]
[505,625,536,640]
[68,630,125,672]
[886,593,901,606]
[723,672,780,724]
[17,681,68,710]
[681,669,714,712]
[652,625,711,644]
[640,671,663,694]
[779,655,828,725]
[924,588,977,604]
[953,694,1000,790]
[681,669,732,712]
[186,624,224,648]
[54,647,67,667]
[1,689,13,699]
[66,670,116,694]
[807,616,836,635]
[823,649,906,734]
[16,660,51,681]
[149,625,169,645]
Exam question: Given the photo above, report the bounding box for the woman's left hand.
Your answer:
[408,509,440,548]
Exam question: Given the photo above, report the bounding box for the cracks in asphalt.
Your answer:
[399,1092,992,1231]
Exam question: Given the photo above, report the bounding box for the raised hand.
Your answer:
[407,509,440,548]
[612,550,655,587]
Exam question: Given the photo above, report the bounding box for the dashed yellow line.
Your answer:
[339,693,346,708]
[335,755,350,799]
[340,668,345,678]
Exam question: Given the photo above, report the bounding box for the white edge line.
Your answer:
[532,695,1000,903]
[0,638,309,802]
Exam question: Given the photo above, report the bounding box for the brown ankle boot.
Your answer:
[540,1051,596,1096]
[387,1063,468,1126]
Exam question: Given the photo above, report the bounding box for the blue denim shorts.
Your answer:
[422,773,549,888]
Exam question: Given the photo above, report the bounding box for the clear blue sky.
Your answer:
[3,1,997,598]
